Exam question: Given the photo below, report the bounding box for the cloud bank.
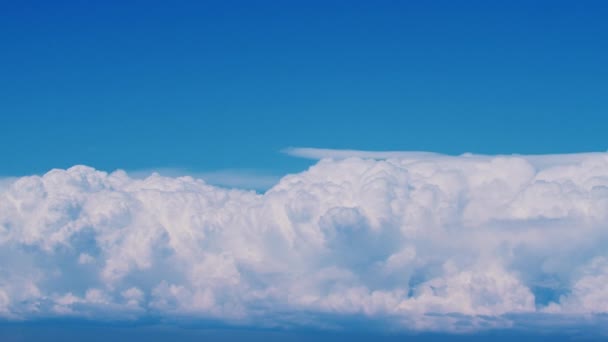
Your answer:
[2,152,608,332]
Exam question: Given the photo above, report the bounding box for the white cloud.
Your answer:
[282,147,443,160]
[2,152,608,332]
[127,168,281,191]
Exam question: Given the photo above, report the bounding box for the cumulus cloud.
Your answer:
[1,152,608,332]
[126,168,281,191]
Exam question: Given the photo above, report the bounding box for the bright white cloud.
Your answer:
[1,152,608,332]
[126,168,281,191]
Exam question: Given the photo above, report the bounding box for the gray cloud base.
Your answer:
[1,153,608,332]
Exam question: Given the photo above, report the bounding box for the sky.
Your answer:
[2,1,608,341]
[1,1,608,179]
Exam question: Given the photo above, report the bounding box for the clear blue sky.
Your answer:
[1,1,607,176]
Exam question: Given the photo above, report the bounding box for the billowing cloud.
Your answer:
[126,168,281,191]
[1,152,608,333]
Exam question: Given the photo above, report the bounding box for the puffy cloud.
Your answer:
[2,152,608,332]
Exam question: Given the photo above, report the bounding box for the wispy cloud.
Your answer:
[0,177,17,193]
[282,147,443,160]
[283,147,607,168]
[195,169,282,191]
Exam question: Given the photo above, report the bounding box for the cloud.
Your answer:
[282,147,443,160]
[0,177,17,193]
[283,147,606,168]
[193,169,282,191]
[126,168,281,191]
[2,152,608,333]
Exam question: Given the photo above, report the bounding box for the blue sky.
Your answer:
[2,1,608,341]
[1,1,607,178]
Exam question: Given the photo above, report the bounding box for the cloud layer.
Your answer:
[2,152,608,332]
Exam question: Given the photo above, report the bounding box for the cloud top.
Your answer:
[2,152,608,332]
